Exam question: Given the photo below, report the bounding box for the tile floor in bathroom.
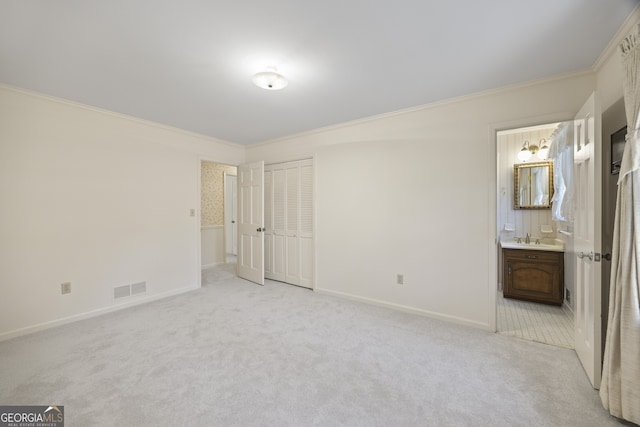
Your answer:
[497,292,574,349]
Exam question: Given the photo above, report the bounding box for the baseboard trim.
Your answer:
[0,284,199,343]
[314,287,491,331]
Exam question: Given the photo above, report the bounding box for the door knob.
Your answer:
[578,252,585,259]
[603,253,612,261]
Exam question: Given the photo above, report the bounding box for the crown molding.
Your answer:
[0,82,244,149]
[593,3,640,72]
[249,68,594,149]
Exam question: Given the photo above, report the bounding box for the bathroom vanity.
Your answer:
[501,244,564,306]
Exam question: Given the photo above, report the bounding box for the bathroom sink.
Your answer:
[500,239,564,252]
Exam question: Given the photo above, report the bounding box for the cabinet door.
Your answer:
[503,250,563,305]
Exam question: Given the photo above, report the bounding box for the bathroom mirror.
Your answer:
[513,161,554,209]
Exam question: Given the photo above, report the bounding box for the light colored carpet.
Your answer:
[0,268,629,427]
[202,260,237,283]
[497,292,575,349]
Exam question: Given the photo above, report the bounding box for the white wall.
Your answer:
[247,72,596,329]
[0,84,244,340]
[201,226,226,267]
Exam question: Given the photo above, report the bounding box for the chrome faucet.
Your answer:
[525,233,530,244]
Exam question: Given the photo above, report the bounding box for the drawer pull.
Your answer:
[526,255,538,259]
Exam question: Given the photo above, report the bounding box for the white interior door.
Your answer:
[237,161,264,285]
[573,92,602,388]
[224,173,237,256]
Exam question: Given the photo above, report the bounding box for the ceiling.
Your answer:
[0,1,638,145]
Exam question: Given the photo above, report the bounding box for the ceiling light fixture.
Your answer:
[252,67,288,90]
[517,139,550,162]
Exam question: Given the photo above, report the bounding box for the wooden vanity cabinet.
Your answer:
[502,248,564,305]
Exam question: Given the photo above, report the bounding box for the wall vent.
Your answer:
[131,281,147,295]
[114,284,131,299]
[114,281,147,300]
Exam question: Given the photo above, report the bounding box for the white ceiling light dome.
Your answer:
[252,67,288,90]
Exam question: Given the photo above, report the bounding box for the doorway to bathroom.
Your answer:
[494,93,617,388]
[495,123,575,349]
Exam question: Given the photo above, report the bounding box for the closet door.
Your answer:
[266,168,286,282]
[264,170,273,277]
[298,161,313,288]
[285,166,300,284]
[264,159,313,288]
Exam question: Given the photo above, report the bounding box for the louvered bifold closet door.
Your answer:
[266,168,286,282]
[264,170,274,277]
[264,159,313,288]
[285,167,299,284]
[298,160,313,288]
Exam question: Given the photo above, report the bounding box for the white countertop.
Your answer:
[500,238,565,252]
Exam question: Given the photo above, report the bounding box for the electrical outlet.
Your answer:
[397,274,404,285]
[190,208,195,217]
[61,282,71,295]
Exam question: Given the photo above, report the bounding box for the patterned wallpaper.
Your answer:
[201,161,237,227]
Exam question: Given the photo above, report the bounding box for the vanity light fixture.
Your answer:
[252,67,288,90]
[517,140,536,161]
[537,138,550,160]
[517,138,549,162]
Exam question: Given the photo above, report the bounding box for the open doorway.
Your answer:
[496,123,574,349]
[224,172,237,262]
[200,160,238,286]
